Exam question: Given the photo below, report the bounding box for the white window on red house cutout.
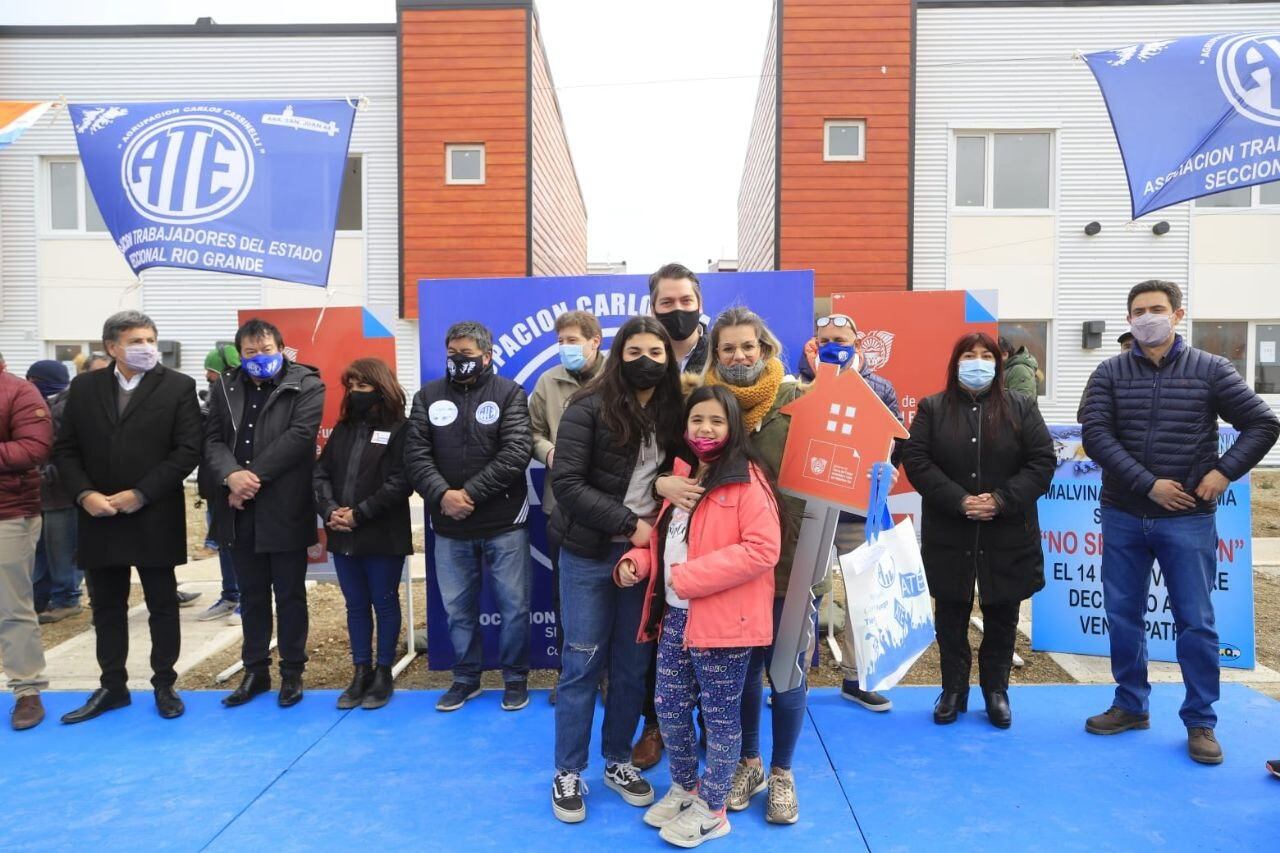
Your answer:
[824,120,865,162]
[446,144,485,185]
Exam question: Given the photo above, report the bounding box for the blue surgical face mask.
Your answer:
[559,344,587,372]
[958,359,996,390]
[243,352,284,381]
[818,341,856,367]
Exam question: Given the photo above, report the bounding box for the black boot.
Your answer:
[337,665,374,710]
[984,690,1012,729]
[933,689,969,725]
[362,665,394,710]
[223,671,271,708]
[278,674,304,708]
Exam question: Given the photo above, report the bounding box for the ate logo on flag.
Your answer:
[122,114,257,224]
[1217,33,1280,126]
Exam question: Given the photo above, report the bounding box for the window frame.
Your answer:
[445,143,486,185]
[1191,319,1280,402]
[823,119,866,163]
[41,157,110,238]
[335,154,365,234]
[1193,183,1280,211]
[950,129,1057,214]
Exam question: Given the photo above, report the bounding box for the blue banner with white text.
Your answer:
[69,99,354,286]
[417,271,815,670]
[1083,32,1280,218]
[1031,426,1255,669]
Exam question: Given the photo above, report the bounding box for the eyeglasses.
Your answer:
[816,316,855,330]
[717,341,760,358]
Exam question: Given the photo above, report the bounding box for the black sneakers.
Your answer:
[435,681,481,712]
[1085,706,1151,735]
[552,771,587,823]
[502,680,530,711]
[604,761,655,806]
[841,681,892,711]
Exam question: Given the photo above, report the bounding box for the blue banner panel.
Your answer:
[69,100,354,286]
[1083,32,1280,218]
[417,271,815,670]
[1031,426,1255,669]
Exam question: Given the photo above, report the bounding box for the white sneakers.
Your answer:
[644,783,698,828]
[657,796,730,848]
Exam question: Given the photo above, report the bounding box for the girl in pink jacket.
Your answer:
[616,385,783,847]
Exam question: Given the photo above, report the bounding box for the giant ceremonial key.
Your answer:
[768,361,910,693]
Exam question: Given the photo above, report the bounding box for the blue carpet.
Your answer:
[2,685,1276,851]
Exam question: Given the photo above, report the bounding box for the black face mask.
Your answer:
[655,308,701,341]
[446,354,485,383]
[621,355,668,390]
[347,390,380,417]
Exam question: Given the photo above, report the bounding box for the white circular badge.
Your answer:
[428,400,458,426]
[475,401,500,425]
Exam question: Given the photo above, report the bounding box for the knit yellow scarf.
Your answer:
[705,357,785,431]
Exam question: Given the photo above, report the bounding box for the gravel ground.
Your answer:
[1253,470,1280,536]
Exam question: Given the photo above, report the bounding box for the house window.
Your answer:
[954,132,1053,210]
[1258,324,1280,395]
[46,159,108,233]
[446,144,485,185]
[998,321,1049,396]
[1192,321,1248,378]
[336,156,363,232]
[1195,181,1280,208]
[824,120,865,162]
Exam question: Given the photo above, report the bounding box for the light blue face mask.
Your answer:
[559,344,587,372]
[958,359,996,390]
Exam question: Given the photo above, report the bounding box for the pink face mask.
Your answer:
[685,433,727,462]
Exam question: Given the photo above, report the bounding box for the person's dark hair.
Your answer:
[998,336,1015,359]
[102,310,157,347]
[648,262,702,305]
[681,384,792,541]
[1126,279,1182,314]
[339,357,407,427]
[235,318,285,351]
[445,321,493,355]
[573,315,682,450]
[942,332,1017,437]
[555,310,602,340]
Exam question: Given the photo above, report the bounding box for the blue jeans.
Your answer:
[33,507,80,611]
[334,554,404,667]
[1101,508,1220,728]
[434,527,531,685]
[741,597,812,771]
[555,542,652,773]
[206,509,238,601]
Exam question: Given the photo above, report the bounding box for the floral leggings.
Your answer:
[655,606,752,812]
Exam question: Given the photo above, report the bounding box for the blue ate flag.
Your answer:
[1083,31,1280,218]
[69,100,355,286]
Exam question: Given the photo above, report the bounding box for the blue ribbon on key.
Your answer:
[864,462,894,543]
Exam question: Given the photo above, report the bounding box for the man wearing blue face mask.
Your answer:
[53,311,202,724]
[1081,281,1277,765]
[205,318,325,710]
[529,311,606,702]
[810,313,905,713]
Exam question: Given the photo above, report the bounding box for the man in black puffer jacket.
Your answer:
[405,321,534,714]
[1080,280,1278,765]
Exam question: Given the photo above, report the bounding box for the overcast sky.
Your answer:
[0,0,774,275]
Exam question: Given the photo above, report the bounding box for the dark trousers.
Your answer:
[333,554,404,667]
[934,596,1020,695]
[88,565,179,692]
[233,547,309,677]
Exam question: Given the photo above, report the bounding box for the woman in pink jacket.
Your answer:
[615,385,783,848]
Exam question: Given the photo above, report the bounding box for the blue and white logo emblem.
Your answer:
[1217,32,1280,127]
[476,402,501,426]
[121,114,255,224]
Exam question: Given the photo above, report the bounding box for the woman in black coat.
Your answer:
[314,358,413,711]
[901,332,1054,729]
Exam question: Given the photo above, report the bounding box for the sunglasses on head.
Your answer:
[816,316,855,329]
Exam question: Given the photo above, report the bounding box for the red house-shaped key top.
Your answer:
[778,361,910,515]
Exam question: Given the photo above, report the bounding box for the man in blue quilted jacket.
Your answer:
[1080,280,1278,765]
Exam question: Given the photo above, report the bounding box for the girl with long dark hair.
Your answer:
[901,332,1054,729]
[313,358,412,711]
[617,385,782,847]
[548,315,687,825]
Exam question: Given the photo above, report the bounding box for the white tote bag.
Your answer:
[839,513,935,694]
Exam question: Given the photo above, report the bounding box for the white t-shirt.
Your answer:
[664,506,691,609]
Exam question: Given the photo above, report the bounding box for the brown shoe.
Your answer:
[1188,727,1223,765]
[631,723,664,770]
[38,604,83,624]
[11,694,45,731]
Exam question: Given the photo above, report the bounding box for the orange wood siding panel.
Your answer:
[737,6,778,273]
[530,16,587,278]
[400,7,529,318]
[779,0,911,297]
